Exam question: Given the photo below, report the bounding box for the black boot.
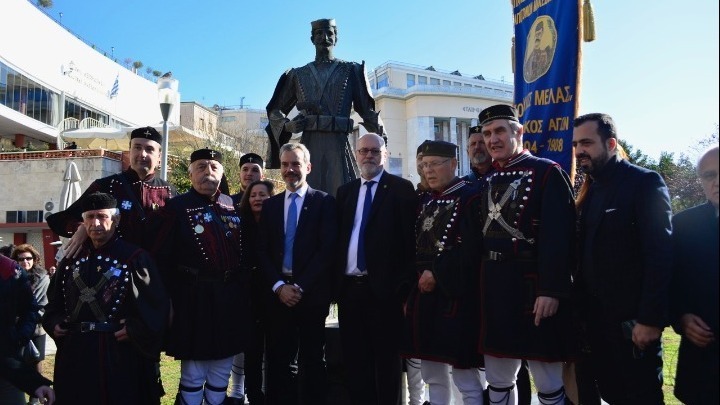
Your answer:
[224,396,245,405]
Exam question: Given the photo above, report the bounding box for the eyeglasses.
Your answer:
[419,158,451,170]
[17,257,34,262]
[357,148,382,156]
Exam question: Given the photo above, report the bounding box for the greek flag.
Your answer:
[109,75,119,98]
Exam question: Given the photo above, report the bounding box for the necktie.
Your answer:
[283,192,298,271]
[357,181,375,271]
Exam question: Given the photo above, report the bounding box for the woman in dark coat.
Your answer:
[228,180,275,405]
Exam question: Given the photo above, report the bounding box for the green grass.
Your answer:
[38,328,683,404]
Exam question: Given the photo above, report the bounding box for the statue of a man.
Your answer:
[265,18,381,194]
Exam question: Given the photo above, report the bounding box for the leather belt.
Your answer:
[483,250,536,262]
[68,322,119,333]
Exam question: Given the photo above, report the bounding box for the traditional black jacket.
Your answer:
[156,189,251,360]
[47,169,176,251]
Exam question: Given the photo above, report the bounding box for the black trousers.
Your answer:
[337,278,403,405]
[264,298,328,405]
[584,317,664,405]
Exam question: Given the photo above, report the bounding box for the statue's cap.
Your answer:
[311,19,336,29]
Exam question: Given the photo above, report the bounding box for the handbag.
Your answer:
[18,339,41,363]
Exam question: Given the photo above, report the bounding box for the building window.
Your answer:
[406,74,415,87]
[377,73,389,89]
[388,157,403,176]
[430,77,440,85]
[443,80,451,86]
[369,79,375,89]
[453,82,462,86]
[418,76,427,85]
[434,123,442,140]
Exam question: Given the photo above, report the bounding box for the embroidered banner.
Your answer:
[513,0,581,172]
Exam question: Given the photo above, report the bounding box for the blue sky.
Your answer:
[43,0,718,160]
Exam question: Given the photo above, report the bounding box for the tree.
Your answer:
[37,0,53,8]
[123,58,133,69]
[132,61,144,74]
[152,70,163,80]
[145,67,153,78]
[167,120,282,194]
[618,138,708,212]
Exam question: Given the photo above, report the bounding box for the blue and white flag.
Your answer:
[109,75,119,98]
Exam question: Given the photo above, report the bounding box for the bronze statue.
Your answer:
[265,18,381,195]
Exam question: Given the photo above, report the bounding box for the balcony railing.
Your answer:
[0,149,122,161]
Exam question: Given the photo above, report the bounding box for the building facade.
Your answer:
[354,61,513,179]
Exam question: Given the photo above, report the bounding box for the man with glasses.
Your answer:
[572,113,672,404]
[669,145,718,405]
[475,105,576,405]
[335,133,416,404]
[402,140,484,405]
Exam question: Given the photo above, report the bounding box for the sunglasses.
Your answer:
[17,257,34,261]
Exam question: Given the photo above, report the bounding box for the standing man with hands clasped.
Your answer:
[335,133,417,405]
[475,105,576,405]
[573,113,673,404]
[258,143,337,405]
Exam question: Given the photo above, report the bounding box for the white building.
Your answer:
[0,0,179,263]
[355,61,513,180]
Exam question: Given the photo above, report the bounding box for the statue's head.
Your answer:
[310,18,338,51]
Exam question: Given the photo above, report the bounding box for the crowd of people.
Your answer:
[0,104,716,405]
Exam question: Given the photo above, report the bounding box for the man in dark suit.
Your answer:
[259,142,337,405]
[335,133,416,405]
[670,145,718,405]
[573,113,673,404]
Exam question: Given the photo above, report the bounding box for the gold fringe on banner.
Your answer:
[583,0,596,42]
[511,36,516,73]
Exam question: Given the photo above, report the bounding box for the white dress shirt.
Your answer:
[345,170,383,276]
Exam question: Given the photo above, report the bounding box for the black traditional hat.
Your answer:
[419,140,457,158]
[130,126,162,144]
[478,104,519,127]
[81,192,117,212]
[190,148,223,163]
[239,153,264,168]
[468,125,483,136]
[416,140,432,156]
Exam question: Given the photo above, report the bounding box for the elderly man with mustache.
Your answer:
[156,149,252,405]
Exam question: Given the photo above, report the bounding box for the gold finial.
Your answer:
[511,36,516,74]
[583,0,596,42]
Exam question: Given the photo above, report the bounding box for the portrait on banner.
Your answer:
[523,16,558,83]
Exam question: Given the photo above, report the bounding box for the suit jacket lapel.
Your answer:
[367,173,389,223]
[296,187,312,232]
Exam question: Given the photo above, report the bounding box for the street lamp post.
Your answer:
[157,76,178,181]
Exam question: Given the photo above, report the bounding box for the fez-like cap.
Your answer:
[419,140,457,158]
[131,126,162,144]
[190,148,223,163]
[311,18,336,29]
[478,104,520,127]
[416,140,431,157]
[468,125,482,136]
[239,153,264,168]
[81,192,117,213]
